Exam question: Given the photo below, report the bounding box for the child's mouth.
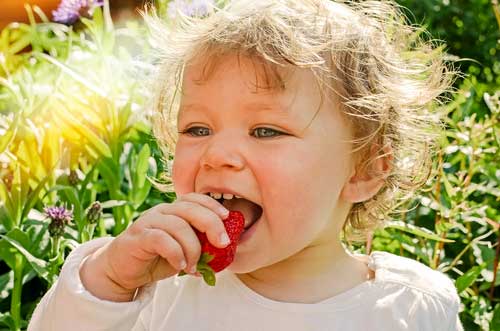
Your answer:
[220,197,263,230]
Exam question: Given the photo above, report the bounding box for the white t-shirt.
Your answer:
[28,237,464,331]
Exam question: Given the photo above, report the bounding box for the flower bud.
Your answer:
[68,169,79,186]
[86,201,102,224]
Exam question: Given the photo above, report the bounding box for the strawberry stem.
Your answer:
[176,252,216,286]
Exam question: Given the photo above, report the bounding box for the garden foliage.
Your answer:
[0,1,498,330]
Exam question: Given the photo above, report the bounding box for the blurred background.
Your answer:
[0,0,145,28]
[0,1,498,330]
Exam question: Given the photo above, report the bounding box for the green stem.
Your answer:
[489,231,500,301]
[51,236,60,259]
[103,0,113,32]
[492,0,500,30]
[10,254,24,331]
[50,236,61,280]
[98,218,107,237]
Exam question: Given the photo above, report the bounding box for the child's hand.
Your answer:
[79,193,230,302]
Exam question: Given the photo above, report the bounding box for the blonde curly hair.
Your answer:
[143,0,453,242]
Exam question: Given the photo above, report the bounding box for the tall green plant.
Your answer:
[0,2,162,329]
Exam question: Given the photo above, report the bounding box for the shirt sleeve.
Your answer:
[450,315,464,331]
[27,237,156,331]
[407,276,462,331]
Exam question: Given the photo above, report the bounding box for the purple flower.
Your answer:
[167,0,214,19]
[44,205,74,237]
[52,0,104,25]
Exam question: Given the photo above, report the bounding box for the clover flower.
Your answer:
[52,0,104,25]
[44,205,74,237]
[167,0,214,19]
[85,201,102,224]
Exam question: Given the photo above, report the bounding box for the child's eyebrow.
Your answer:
[179,102,290,116]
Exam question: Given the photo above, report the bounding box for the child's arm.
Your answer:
[28,193,230,330]
[28,237,153,330]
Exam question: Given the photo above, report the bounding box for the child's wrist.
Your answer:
[79,248,137,302]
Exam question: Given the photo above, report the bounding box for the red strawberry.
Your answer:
[179,211,245,286]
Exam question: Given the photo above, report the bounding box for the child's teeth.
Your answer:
[211,192,222,199]
[208,192,240,200]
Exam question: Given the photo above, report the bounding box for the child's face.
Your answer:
[172,54,356,273]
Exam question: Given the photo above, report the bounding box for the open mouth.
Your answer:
[205,193,263,229]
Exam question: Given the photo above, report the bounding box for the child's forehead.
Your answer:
[176,53,342,132]
[181,52,318,98]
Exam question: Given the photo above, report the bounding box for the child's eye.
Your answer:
[179,126,286,138]
[179,126,211,137]
[251,127,286,138]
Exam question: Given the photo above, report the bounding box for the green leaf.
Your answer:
[455,263,486,293]
[136,145,151,183]
[0,114,19,154]
[0,271,13,300]
[34,52,106,97]
[132,180,152,209]
[491,303,500,331]
[99,200,128,209]
[53,106,112,159]
[97,158,120,193]
[196,253,216,286]
[441,168,457,198]
[0,312,16,330]
[385,221,454,243]
[199,268,216,286]
[0,233,49,282]
[20,175,50,223]
[0,180,15,231]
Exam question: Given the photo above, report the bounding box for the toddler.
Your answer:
[28,0,463,330]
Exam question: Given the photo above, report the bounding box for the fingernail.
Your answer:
[220,233,230,246]
[189,265,197,274]
[219,207,229,218]
[180,260,187,270]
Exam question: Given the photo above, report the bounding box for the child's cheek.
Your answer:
[171,149,197,195]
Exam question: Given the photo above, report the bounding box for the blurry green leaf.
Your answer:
[0,179,15,231]
[455,263,486,293]
[25,222,50,258]
[134,144,151,187]
[100,200,128,209]
[385,221,454,242]
[472,244,496,271]
[441,168,457,198]
[20,175,50,223]
[53,106,112,159]
[0,114,19,154]
[132,180,152,209]
[0,312,16,330]
[0,271,13,300]
[34,52,106,97]
[0,231,49,282]
[491,303,500,331]
[97,158,120,193]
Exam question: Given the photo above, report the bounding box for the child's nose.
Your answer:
[199,133,245,171]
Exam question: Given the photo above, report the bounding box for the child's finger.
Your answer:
[142,228,188,271]
[156,201,230,249]
[176,192,229,219]
[140,213,201,273]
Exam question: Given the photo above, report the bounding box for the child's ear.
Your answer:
[340,143,393,203]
